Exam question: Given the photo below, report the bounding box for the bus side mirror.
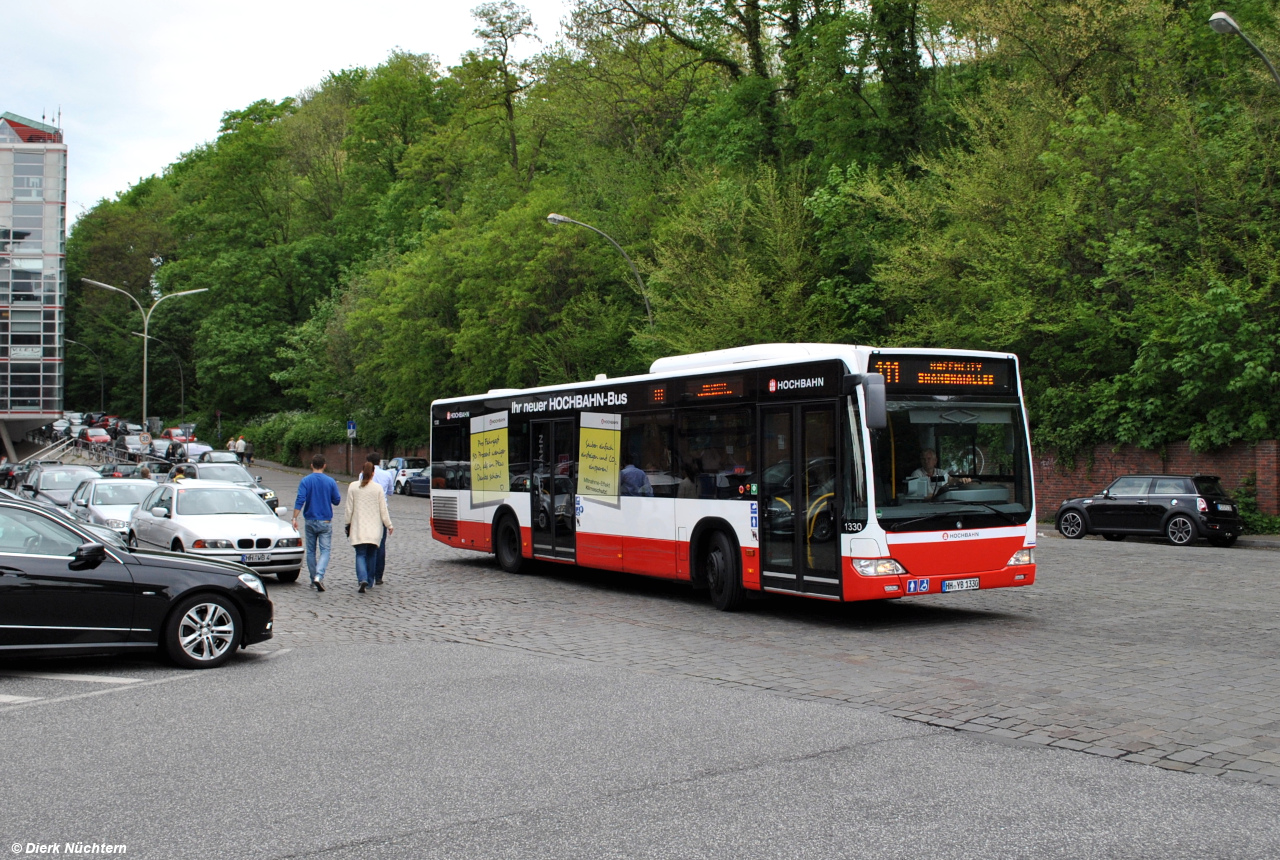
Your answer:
[862,373,887,429]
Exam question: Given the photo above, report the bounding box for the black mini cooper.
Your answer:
[1055,474,1243,547]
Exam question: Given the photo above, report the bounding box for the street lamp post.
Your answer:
[81,279,207,423]
[1209,11,1280,92]
[64,339,104,412]
[546,213,654,327]
[132,333,185,421]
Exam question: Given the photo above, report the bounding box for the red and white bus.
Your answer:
[429,344,1036,610]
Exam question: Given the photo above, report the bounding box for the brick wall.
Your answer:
[1035,440,1279,515]
[301,443,428,479]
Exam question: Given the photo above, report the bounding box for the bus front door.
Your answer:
[531,419,577,561]
[760,404,841,598]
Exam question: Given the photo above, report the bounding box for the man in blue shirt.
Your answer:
[620,457,653,497]
[292,454,343,592]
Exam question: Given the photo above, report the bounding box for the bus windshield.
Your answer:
[870,400,1033,531]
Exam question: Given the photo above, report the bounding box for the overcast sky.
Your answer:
[12,1,570,222]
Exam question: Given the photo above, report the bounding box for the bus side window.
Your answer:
[622,411,678,497]
[508,421,529,492]
[431,425,466,490]
[677,409,753,500]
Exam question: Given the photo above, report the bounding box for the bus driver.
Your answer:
[909,448,970,499]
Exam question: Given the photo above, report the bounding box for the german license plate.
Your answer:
[941,578,979,593]
[241,552,271,563]
[1217,503,1233,512]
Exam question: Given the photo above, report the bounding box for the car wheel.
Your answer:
[1102,533,1126,542]
[495,515,524,574]
[810,512,834,543]
[276,568,300,583]
[1058,510,1086,539]
[165,593,242,669]
[126,531,139,549]
[1209,535,1238,548]
[705,531,745,612]
[405,482,415,497]
[1166,515,1197,546]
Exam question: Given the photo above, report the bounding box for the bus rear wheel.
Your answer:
[704,531,745,612]
[495,515,524,574]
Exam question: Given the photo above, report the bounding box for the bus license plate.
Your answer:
[241,553,271,563]
[942,578,979,593]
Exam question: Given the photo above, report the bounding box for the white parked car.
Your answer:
[127,479,303,582]
[69,477,157,536]
[388,457,429,494]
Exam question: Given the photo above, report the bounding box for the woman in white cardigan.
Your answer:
[344,459,394,593]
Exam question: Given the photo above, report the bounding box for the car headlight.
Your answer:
[851,558,908,577]
[1007,548,1035,566]
[106,519,129,529]
[276,537,302,548]
[193,539,234,549]
[238,572,266,595]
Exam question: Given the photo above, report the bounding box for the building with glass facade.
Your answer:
[0,112,65,461]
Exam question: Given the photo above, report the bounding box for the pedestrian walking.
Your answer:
[344,458,393,594]
[368,452,395,585]
[292,454,342,592]
[244,438,255,466]
[234,436,246,464]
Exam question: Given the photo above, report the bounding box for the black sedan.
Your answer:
[1055,474,1243,547]
[0,499,273,668]
[22,464,101,507]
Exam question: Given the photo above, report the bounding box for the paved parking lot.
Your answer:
[252,464,1280,787]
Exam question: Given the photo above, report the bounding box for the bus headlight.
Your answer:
[852,558,907,577]
[1008,549,1034,566]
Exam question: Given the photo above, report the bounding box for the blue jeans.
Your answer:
[354,543,379,585]
[375,527,387,582]
[304,519,333,582]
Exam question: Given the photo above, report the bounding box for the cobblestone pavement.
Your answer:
[264,464,1280,787]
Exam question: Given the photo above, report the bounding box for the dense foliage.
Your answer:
[66,0,1280,457]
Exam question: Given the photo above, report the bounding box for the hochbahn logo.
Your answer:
[446,410,470,420]
[769,377,824,393]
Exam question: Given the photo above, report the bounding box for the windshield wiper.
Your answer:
[882,513,954,532]
[945,499,1018,525]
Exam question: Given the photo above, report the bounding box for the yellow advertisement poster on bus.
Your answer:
[578,412,621,500]
[470,411,508,505]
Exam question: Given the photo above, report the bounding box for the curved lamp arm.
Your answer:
[547,213,654,327]
[1209,11,1280,92]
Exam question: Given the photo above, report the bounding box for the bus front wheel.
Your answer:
[704,531,745,612]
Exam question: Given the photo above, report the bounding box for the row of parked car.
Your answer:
[0,460,282,670]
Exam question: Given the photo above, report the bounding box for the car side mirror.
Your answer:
[21,483,33,492]
[69,542,106,571]
[74,498,87,507]
[151,506,169,519]
[256,476,263,484]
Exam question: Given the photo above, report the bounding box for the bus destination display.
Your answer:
[871,355,1014,394]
